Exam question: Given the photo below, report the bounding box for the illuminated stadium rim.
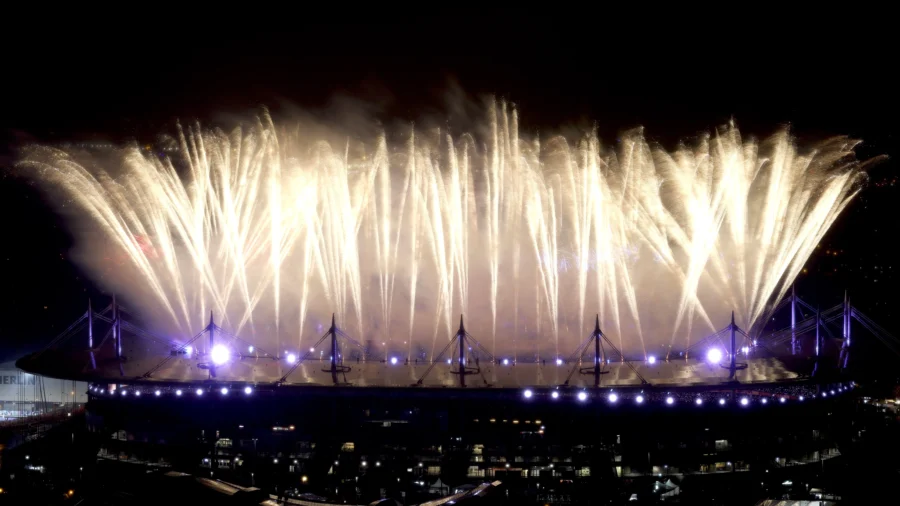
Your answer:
[88,381,856,404]
[18,344,802,384]
[20,354,809,390]
[510,383,853,406]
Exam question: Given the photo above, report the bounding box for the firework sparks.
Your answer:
[19,102,868,359]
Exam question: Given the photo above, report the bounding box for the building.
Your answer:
[0,361,86,419]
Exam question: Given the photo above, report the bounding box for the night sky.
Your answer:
[1,20,896,363]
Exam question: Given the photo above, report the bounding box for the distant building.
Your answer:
[0,361,86,419]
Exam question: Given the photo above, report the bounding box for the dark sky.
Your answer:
[1,19,897,362]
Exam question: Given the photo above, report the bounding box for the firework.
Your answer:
[20,102,867,360]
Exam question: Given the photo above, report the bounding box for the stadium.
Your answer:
[14,296,851,391]
[12,107,896,504]
[12,289,879,504]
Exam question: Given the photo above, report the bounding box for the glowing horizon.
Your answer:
[19,101,868,360]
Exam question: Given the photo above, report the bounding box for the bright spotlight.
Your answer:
[822,392,827,397]
[121,390,127,396]
[665,396,674,405]
[780,397,786,403]
[761,398,768,404]
[830,390,835,395]
[577,391,588,402]
[740,397,749,406]
[719,398,726,406]
[648,355,657,365]
[176,389,183,396]
[248,345,254,353]
[707,348,723,364]
[551,391,560,400]
[741,346,750,354]
[155,390,161,397]
[502,358,510,366]
[798,395,804,401]
[211,344,230,366]
[695,398,703,406]
[196,388,203,396]
[185,345,193,355]
[523,389,533,399]
[244,386,253,395]
[556,358,563,365]
[220,387,228,395]
[390,357,398,365]
[636,395,644,404]
[608,393,618,403]
[286,353,297,364]
[135,391,141,397]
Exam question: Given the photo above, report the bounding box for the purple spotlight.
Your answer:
[719,398,726,406]
[648,355,657,365]
[780,397,786,403]
[707,348,723,364]
[244,386,253,395]
[523,389,533,399]
[695,397,703,406]
[798,395,804,401]
[556,358,563,366]
[577,391,588,402]
[211,344,230,366]
[176,389,183,397]
[761,398,768,404]
[502,358,510,366]
[740,397,749,406]
[636,395,644,404]
[608,393,618,403]
[220,387,228,395]
[286,353,297,364]
[551,391,560,400]
[155,390,161,397]
[390,357,398,365]
[195,388,203,397]
[665,396,675,405]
